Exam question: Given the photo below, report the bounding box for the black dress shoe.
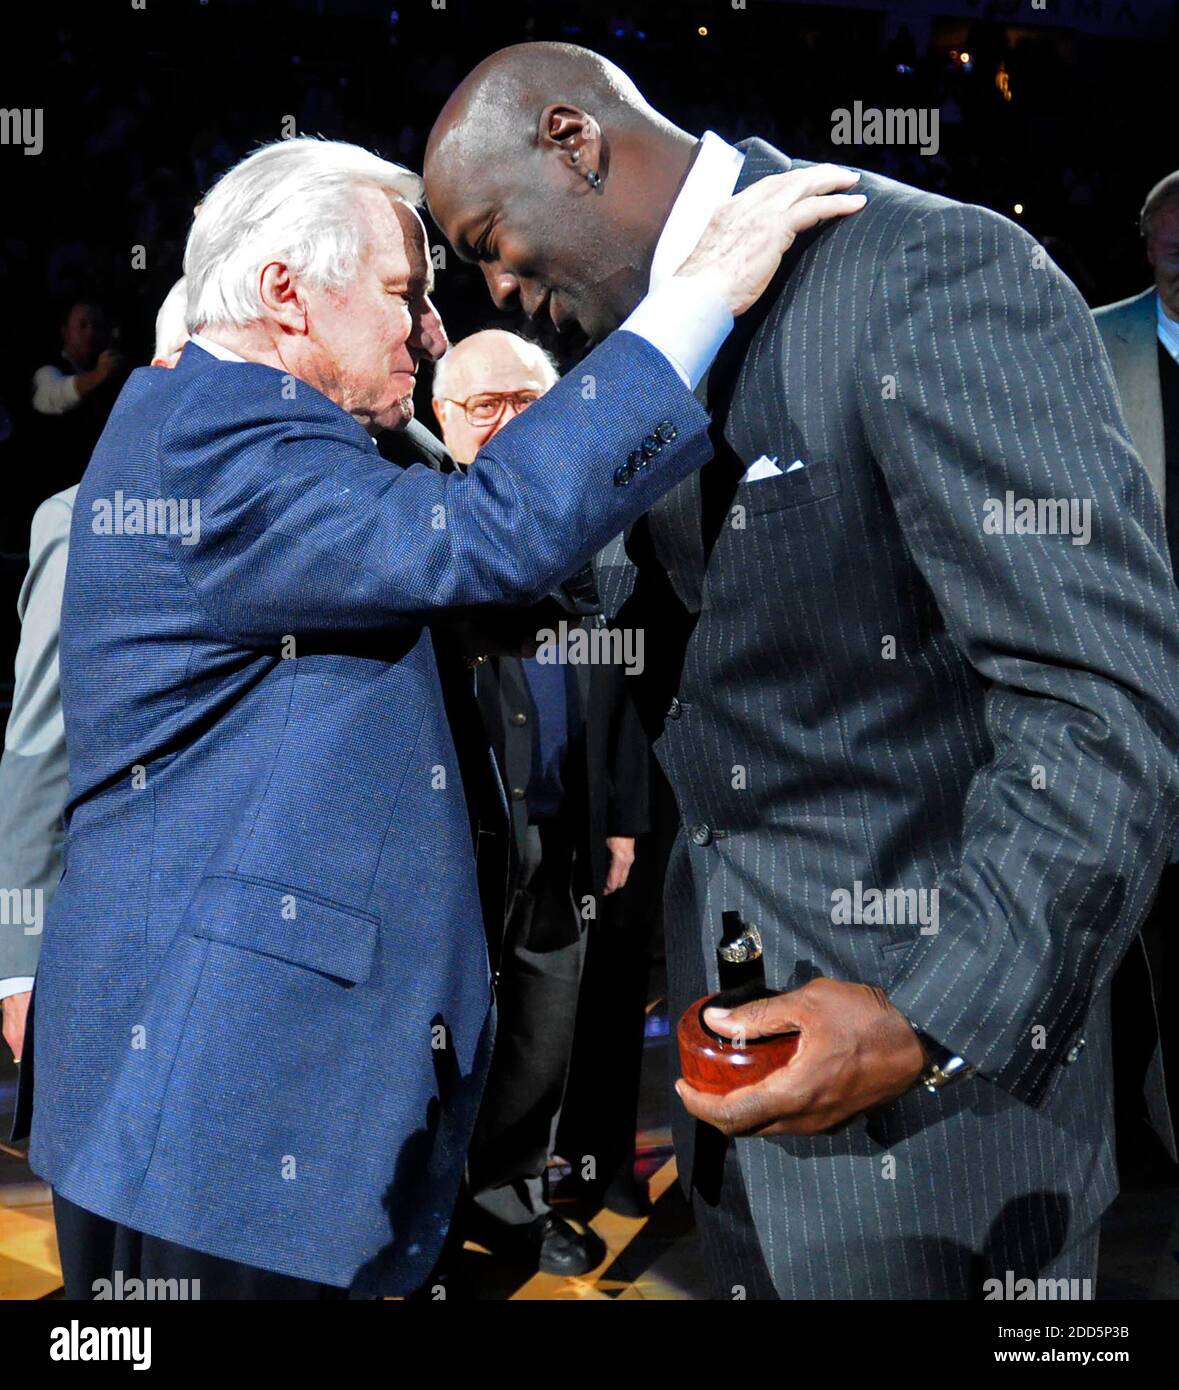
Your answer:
[468,1210,606,1277]
[534,1213,607,1276]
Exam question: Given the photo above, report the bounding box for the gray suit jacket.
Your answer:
[0,486,76,983]
[603,139,1179,1297]
[1094,287,1165,501]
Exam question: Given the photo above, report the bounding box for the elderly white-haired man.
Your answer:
[17,133,864,1297]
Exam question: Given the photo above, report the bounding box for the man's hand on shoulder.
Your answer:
[675,165,866,318]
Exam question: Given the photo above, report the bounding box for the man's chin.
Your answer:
[375,396,415,432]
[578,302,633,352]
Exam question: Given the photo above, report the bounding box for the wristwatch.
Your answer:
[906,1020,976,1093]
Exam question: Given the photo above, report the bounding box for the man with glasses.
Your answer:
[432,328,554,469]
[432,330,649,1276]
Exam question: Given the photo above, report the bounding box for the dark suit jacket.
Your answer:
[473,624,650,909]
[383,427,633,961]
[602,139,1179,1297]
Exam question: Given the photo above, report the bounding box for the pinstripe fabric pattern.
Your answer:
[24,332,714,1292]
[605,140,1179,1299]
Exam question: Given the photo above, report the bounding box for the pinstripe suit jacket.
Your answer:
[603,139,1179,1298]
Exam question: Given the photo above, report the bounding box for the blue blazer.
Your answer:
[26,334,710,1292]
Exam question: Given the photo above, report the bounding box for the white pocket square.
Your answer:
[741,455,782,482]
[740,455,806,483]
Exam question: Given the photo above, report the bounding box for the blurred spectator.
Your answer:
[150,278,190,369]
[29,300,124,502]
[0,279,188,1065]
[31,301,121,419]
[1094,171,1179,510]
[1095,171,1179,1175]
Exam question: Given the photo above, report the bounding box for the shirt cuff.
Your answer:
[620,276,734,390]
[0,976,34,1001]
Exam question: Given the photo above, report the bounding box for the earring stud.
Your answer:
[586,170,602,190]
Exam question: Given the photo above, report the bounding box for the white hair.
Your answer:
[432,330,560,403]
[183,137,423,333]
[153,276,189,361]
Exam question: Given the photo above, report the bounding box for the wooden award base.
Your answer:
[676,992,800,1095]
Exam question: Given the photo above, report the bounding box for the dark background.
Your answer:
[0,0,1175,664]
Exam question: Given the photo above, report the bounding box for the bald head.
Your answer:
[425,43,696,346]
[425,42,657,178]
[432,328,559,466]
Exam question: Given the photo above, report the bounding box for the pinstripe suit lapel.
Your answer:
[643,142,796,611]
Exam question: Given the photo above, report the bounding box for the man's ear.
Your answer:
[258,260,308,332]
[431,398,446,429]
[538,104,602,180]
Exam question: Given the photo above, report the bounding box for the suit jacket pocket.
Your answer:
[185,873,379,986]
[738,455,843,516]
[874,928,941,994]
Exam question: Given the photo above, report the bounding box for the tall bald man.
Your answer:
[426,43,1179,1299]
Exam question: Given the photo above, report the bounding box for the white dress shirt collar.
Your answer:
[189,331,247,364]
[648,131,746,291]
[1157,292,1179,366]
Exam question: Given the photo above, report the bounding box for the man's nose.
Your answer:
[413,301,448,363]
[481,264,520,312]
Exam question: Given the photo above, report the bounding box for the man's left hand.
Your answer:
[675,977,927,1136]
[603,836,635,894]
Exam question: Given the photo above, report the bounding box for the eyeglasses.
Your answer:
[445,391,542,427]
